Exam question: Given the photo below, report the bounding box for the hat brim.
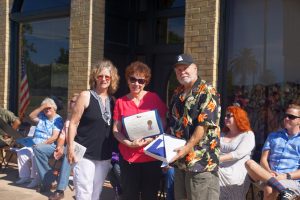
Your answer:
[174,62,193,67]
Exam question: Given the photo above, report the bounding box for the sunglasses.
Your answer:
[97,75,111,81]
[225,113,233,119]
[129,77,146,85]
[284,113,300,120]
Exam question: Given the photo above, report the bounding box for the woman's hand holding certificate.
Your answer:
[129,138,149,148]
[122,110,163,141]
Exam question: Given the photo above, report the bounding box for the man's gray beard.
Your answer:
[178,76,197,86]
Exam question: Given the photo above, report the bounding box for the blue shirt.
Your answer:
[263,129,300,176]
[32,112,64,144]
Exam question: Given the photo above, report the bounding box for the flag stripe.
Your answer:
[19,98,30,115]
[19,50,30,117]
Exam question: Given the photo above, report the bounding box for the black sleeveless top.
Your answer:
[75,92,114,161]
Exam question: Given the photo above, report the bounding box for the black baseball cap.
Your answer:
[174,54,194,67]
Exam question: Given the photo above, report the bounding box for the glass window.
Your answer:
[106,16,129,45]
[223,0,300,151]
[157,0,185,9]
[106,0,130,13]
[156,17,184,44]
[21,0,70,12]
[138,0,148,12]
[167,71,179,105]
[137,20,147,45]
[21,18,69,118]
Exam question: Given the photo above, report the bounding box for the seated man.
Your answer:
[0,107,21,166]
[245,102,300,200]
[0,107,21,145]
[33,94,78,200]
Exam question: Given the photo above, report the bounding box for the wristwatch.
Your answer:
[286,173,292,180]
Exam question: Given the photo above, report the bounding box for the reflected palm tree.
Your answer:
[229,48,258,85]
[259,68,276,85]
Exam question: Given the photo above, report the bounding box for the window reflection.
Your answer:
[157,0,185,9]
[224,0,300,153]
[156,17,184,44]
[21,18,69,118]
[21,0,70,12]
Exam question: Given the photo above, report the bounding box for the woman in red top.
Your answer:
[113,61,167,200]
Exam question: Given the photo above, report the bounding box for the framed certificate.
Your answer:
[122,110,163,141]
[144,134,186,163]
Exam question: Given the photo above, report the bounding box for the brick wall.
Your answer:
[185,0,220,87]
[68,0,105,99]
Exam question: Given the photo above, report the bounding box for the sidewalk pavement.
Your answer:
[0,164,115,200]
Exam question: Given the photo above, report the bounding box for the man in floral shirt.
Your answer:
[169,53,221,200]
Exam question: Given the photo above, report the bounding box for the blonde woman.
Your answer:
[67,60,119,200]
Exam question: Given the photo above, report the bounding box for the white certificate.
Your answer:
[73,141,86,162]
[122,110,163,141]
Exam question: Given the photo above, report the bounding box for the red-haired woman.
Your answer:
[113,61,167,200]
[219,106,255,200]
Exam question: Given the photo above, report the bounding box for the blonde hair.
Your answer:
[287,103,300,115]
[89,60,120,94]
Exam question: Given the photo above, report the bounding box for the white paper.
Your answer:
[27,126,36,137]
[73,141,86,162]
[144,134,186,163]
[123,110,162,141]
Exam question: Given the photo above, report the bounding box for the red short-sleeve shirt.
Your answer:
[113,91,167,163]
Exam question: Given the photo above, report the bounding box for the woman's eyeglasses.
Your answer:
[225,113,233,119]
[97,75,111,81]
[129,77,146,85]
[284,113,300,120]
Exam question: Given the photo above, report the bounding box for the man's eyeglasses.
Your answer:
[97,75,111,81]
[284,113,300,120]
[225,113,233,119]
[129,77,146,85]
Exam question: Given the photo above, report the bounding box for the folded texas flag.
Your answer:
[16,137,35,147]
[144,134,186,163]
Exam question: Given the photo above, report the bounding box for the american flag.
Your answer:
[19,51,30,118]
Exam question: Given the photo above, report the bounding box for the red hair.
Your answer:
[223,106,252,133]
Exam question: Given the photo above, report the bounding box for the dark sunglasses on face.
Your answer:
[284,113,300,120]
[97,75,111,81]
[225,113,233,119]
[129,77,146,85]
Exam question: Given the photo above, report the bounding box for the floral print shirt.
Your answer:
[169,78,221,172]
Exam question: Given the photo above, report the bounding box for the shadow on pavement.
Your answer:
[1,164,115,200]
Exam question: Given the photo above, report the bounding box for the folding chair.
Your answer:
[1,124,33,171]
[0,136,17,170]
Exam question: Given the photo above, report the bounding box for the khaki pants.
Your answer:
[174,168,220,200]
